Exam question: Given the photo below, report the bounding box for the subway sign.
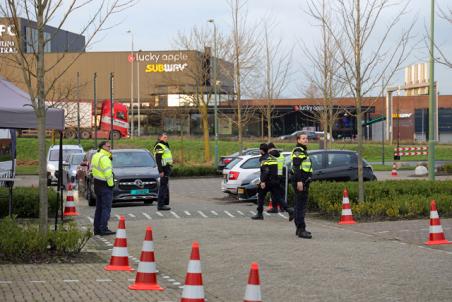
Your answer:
[145,63,188,73]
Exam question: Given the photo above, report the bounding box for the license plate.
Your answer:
[238,188,245,194]
[130,189,149,195]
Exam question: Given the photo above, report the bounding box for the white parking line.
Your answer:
[250,211,256,215]
[30,280,46,283]
[224,210,235,218]
[264,212,271,216]
[128,213,136,218]
[156,212,164,217]
[198,211,208,218]
[184,211,191,216]
[0,281,12,284]
[210,210,218,216]
[237,210,244,216]
[96,279,112,282]
[142,213,152,220]
[173,282,181,285]
[171,211,181,219]
[86,216,94,223]
[63,280,79,283]
[376,231,390,234]
[278,213,288,219]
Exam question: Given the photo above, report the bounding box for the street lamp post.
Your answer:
[428,0,436,181]
[208,19,219,167]
[127,30,134,138]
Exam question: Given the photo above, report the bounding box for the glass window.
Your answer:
[70,154,84,165]
[26,27,51,53]
[309,153,323,170]
[240,157,260,169]
[112,151,156,168]
[327,153,354,168]
[225,157,241,170]
[116,111,126,121]
[49,149,83,161]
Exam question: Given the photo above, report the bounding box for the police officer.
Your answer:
[91,141,115,236]
[153,133,172,211]
[267,142,285,213]
[291,132,313,239]
[252,143,294,220]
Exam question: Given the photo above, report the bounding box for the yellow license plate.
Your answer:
[238,188,245,194]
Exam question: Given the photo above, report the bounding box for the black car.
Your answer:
[237,149,376,201]
[217,148,261,172]
[84,149,159,206]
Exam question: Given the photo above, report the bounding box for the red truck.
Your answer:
[62,99,129,140]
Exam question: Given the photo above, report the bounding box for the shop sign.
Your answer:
[294,105,325,112]
[145,63,188,73]
[0,24,17,54]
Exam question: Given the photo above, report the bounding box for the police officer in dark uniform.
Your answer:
[153,133,172,211]
[252,143,294,220]
[291,132,313,238]
[267,142,285,213]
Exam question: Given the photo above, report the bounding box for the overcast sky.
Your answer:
[64,0,452,96]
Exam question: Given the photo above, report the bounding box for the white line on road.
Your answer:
[128,213,136,218]
[236,210,244,216]
[63,280,79,283]
[0,281,12,284]
[128,278,135,282]
[173,282,181,285]
[142,213,152,220]
[250,211,256,215]
[162,276,170,279]
[96,279,112,282]
[198,211,208,218]
[224,210,235,218]
[86,216,94,223]
[156,211,164,217]
[171,211,181,219]
[184,211,191,216]
[30,280,46,283]
[264,212,271,216]
[168,279,175,282]
[278,213,288,219]
[376,231,390,234]
[210,210,218,216]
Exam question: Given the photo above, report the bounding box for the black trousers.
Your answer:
[293,182,309,230]
[270,177,286,208]
[257,182,289,214]
[158,175,170,207]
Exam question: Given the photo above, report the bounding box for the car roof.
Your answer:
[49,144,83,150]
[111,149,150,153]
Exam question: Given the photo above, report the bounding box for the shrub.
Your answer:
[171,165,218,177]
[0,218,92,262]
[0,187,58,218]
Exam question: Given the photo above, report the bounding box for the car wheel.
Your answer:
[87,184,96,206]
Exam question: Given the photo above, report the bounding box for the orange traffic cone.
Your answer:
[391,162,398,176]
[181,241,204,302]
[243,262,262,302]
[63,183,79,216]
[266,199,281,212]
[425,200,452,245]
[105,216,134,271]
[338,188,356,225]
[129,227,163,291]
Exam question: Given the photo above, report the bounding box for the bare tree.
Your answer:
[436,4,452,68]
[254,19,292,141]
[303,0,346,149]
[311,0,412,202]
[226,0,261,152]
[0,0,136,234]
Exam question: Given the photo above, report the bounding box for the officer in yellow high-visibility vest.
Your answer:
[91,141,115,236]
[267,142,286,213]
[291,132,313,239]
[153,133,173,211]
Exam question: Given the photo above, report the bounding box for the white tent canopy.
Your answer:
[0,77,64,130]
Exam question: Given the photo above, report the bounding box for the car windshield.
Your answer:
[240,157,260,169]
[112,151,156,168]
[70,154,84,165]
[225,157,242,170]
[49,149,83,161]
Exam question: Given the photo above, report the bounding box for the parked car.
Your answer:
[47,144,84,185]
[76,149,97,203]
[278,130,320,141]
[237,150,377,201]
[62,153,84,187]
[81,149,160,206]
[217,148,261,172]
[221,155,262,195]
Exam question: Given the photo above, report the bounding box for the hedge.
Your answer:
[299,180,452,221]
[0,187,58,218]
[171,165,218,177]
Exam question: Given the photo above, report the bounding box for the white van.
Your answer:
[47,144,84,185]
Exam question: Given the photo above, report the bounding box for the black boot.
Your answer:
[266,208,278,214]
[251,212,264,220]
[298,229,312,239]
[287,207,294,221]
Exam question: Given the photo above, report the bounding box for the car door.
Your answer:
[322,151,357,181]
[308,151,325,180]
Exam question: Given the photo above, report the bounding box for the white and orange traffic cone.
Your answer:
[391,162,398,176]
[63,183,79,216]
[181,241,204,302]
[129,226,163,291]
[338,188,356,225]
[243,262,262,302]
[105,216,134,271]
[425,200,452,246]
